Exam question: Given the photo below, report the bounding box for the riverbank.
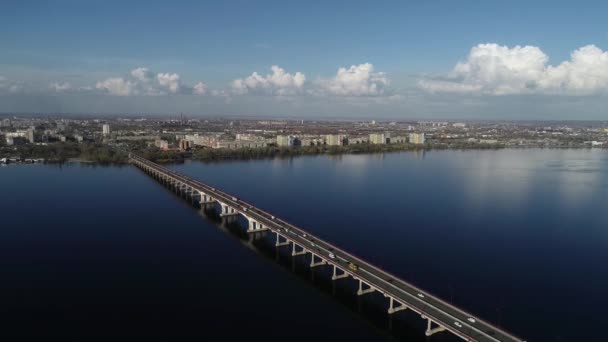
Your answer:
[2,141,605,166]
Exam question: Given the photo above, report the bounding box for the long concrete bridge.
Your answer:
[130,154,525,342]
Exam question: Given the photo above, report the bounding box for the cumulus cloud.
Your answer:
[318,63,389,96]
[130,67,154,82]
[50,82,71,92]
[193,81,208,95]
[95,77,135,96]
[419,43,608,95]
[157,73,180,94]
[95,67,208,96]
[0,76,24,94]
[231,65,306,95]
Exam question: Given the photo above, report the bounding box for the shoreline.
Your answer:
[5,145,605,166]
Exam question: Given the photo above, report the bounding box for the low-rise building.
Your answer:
[155,139,169,150]
[390,136,406,144]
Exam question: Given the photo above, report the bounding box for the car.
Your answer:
[310,243,316,247]
[242,207,248,212]
[303,234,307,238]
[417,293,425,298]
[231,197,237,201]
[271,216,275,219]
[348,263,358,271]
[328,253,336,259]
[454,322,463,328]
[211,187,215,191]
[467,317,476,323]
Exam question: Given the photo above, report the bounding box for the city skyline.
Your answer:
[2,1,608,119]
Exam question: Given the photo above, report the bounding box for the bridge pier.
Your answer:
[310,254,327,268]
[357,279,375,296]
[275,233,290,247]
[424,317,446,336]
[245,217,269,233]
[218,202,238,217]
[386,295,407,314]
[291,243,306,256]
[331,265,349,280]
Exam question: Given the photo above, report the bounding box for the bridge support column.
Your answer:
[198,192,215,207]
[424,318,446,336]
[246,217,269,233]
[219,202,238,217]
[331,265,349,280]
[386,296,407,314]
[310,254,327,268]
[357,279,375,296]
[291,243,306,256]
[275,233,290,247]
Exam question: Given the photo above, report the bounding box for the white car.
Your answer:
[328,253,336,259]
[303,234,307,238]
[271,216,275,219]
[417,293,425,298]
[454,322,463,328]
[231,197,237,201]
[467,317,476,323]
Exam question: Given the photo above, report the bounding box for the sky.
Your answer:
[1,0,608,119]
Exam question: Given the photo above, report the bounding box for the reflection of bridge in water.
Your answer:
[130,154,524,342]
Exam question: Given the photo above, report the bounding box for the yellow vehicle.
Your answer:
[348,263,358,271]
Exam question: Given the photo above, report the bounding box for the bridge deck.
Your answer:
[130,155,524,342]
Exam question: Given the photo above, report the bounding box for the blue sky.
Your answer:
[2,0,608,119]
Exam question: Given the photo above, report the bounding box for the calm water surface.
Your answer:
[1,149,607,341]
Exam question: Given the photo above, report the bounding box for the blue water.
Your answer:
[1,149,607,341]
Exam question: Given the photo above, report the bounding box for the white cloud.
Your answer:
[419,43,608,95]
[318,63,389,96]
[231,65,306,95]
[95,67,206,96]
[0,76,24,94]
[193,81,208,95]
[130,67,154,82]
[95,77,134,96]
[156,73,180,94]
[50,82,71,92]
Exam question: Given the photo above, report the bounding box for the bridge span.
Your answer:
[130,154,524,342]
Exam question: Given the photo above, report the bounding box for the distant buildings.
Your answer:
[154,139,169,150]
[325,134,345,146]
[179,139,192,151]
[5,128,35,144]
[369,133,386,144]
[102,124,111,136]
[390,136,407,144]
[409,133,425,144]
[277,135,296,147]
[26,128,35,143]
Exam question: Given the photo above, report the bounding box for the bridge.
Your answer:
[130,154,525,342]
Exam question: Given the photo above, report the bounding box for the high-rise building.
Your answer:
[26,127,35,143]
[277,135,295,147]
[102,124,111,136]
[369,133,386,144]
[325,134,345,146]
[409,133,425,144]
